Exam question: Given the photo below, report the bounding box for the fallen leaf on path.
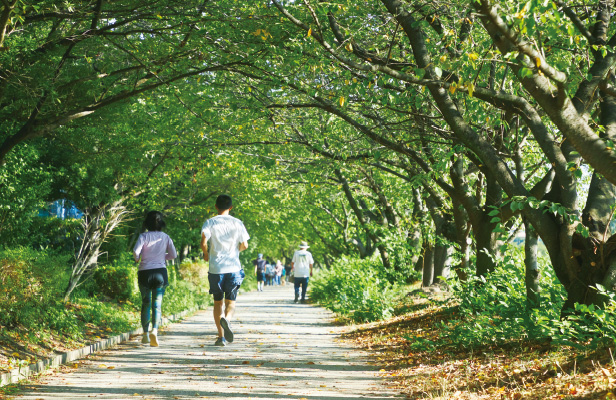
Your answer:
[307,361,315,365]
[107,366,115,369]
[242,361,250,364]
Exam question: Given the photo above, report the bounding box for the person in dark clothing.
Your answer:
[253,253,266,291]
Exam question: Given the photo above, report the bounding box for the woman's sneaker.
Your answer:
[214,337,227,347]
[149,329,159,347]
[141,334,150,344]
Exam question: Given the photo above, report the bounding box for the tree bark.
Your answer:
[422,244,435,287]
[334,168,393,270]
[524,221,540,308]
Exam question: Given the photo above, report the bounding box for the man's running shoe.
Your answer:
[220,317,234,343]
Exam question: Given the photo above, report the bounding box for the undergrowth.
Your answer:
[313,247,616,352]
[310,255,405,322]
[0,248,210,373]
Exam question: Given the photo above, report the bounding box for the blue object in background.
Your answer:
[39,199,83,219]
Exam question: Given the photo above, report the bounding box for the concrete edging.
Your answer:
[0,307,202,387]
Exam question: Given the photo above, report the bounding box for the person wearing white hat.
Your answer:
[291,241,314,303]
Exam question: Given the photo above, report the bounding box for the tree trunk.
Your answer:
[474,217,499,277]
[524,220,540,308]
[422,244,435,287]
[335,168,392,269]
[432,243,452,284]
[408,187,425,268]
[180,244,190,263]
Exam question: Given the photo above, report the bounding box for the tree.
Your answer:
[266,0,616,308]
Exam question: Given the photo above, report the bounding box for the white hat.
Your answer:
[299,241,309,249]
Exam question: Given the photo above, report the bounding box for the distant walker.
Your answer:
[291,241,314,303]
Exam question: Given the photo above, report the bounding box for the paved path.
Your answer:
[10,285,401,400]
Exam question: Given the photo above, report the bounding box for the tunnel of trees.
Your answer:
[1,0,616,364]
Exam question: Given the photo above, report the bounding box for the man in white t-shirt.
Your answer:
[291,241,314,303]
[201,194,249,346]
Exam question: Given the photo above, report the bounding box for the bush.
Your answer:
[0,247,71,328]
[382,232,423,284]
[140,259,211,315]
[178,259,208,286]
[92,253,138,302]
[440,248,565,349]
[310,255,400,322]
[535,288,616,350]
[434,246,616,351]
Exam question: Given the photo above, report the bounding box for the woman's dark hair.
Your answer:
[144,211,166,231]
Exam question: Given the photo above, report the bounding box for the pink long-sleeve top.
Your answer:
[133,231,177,271]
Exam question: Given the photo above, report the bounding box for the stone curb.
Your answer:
[0,306,204,387]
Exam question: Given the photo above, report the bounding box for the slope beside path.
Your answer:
[10,285,402,400]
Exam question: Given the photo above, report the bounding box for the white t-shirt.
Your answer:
[201,215,250,274]
[133,231,177,271]
[292,249,313,278]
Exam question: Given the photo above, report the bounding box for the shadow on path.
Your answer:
[10,285,402,400]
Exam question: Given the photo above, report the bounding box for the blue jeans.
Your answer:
[139,285,165,332]
[294,277,309,300]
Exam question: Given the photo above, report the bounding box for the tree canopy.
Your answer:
[1,0,615,310]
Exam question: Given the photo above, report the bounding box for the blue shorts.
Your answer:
[208,270,244,301]
[256,271,265,282]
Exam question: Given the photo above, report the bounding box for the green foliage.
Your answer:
[92,253,139,302]
[27,216,83,252]
[162,259,211,315]
[437,249,564,349]
[405,248,616,352]
[535,288,616,350]
[0,247,131,338]
[0,248,70,326]
[310,255,401,322]
[0,247,208,356]
[382,232,422,284]
[0,145,52,246]
[163,280,209,316]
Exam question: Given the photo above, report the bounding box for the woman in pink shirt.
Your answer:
[133,211,177,346]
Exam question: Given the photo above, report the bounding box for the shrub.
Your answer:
[437,246,616,351]
[0,247,71,328]
[178,259,208,286]
[310,255,400,322]
[382,232,423,284]
[442,248,565,349]
[92,253,138,302]
[164,280,209,315]
[534,287,616,350]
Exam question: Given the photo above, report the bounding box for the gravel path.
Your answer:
[10,285,401,400]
